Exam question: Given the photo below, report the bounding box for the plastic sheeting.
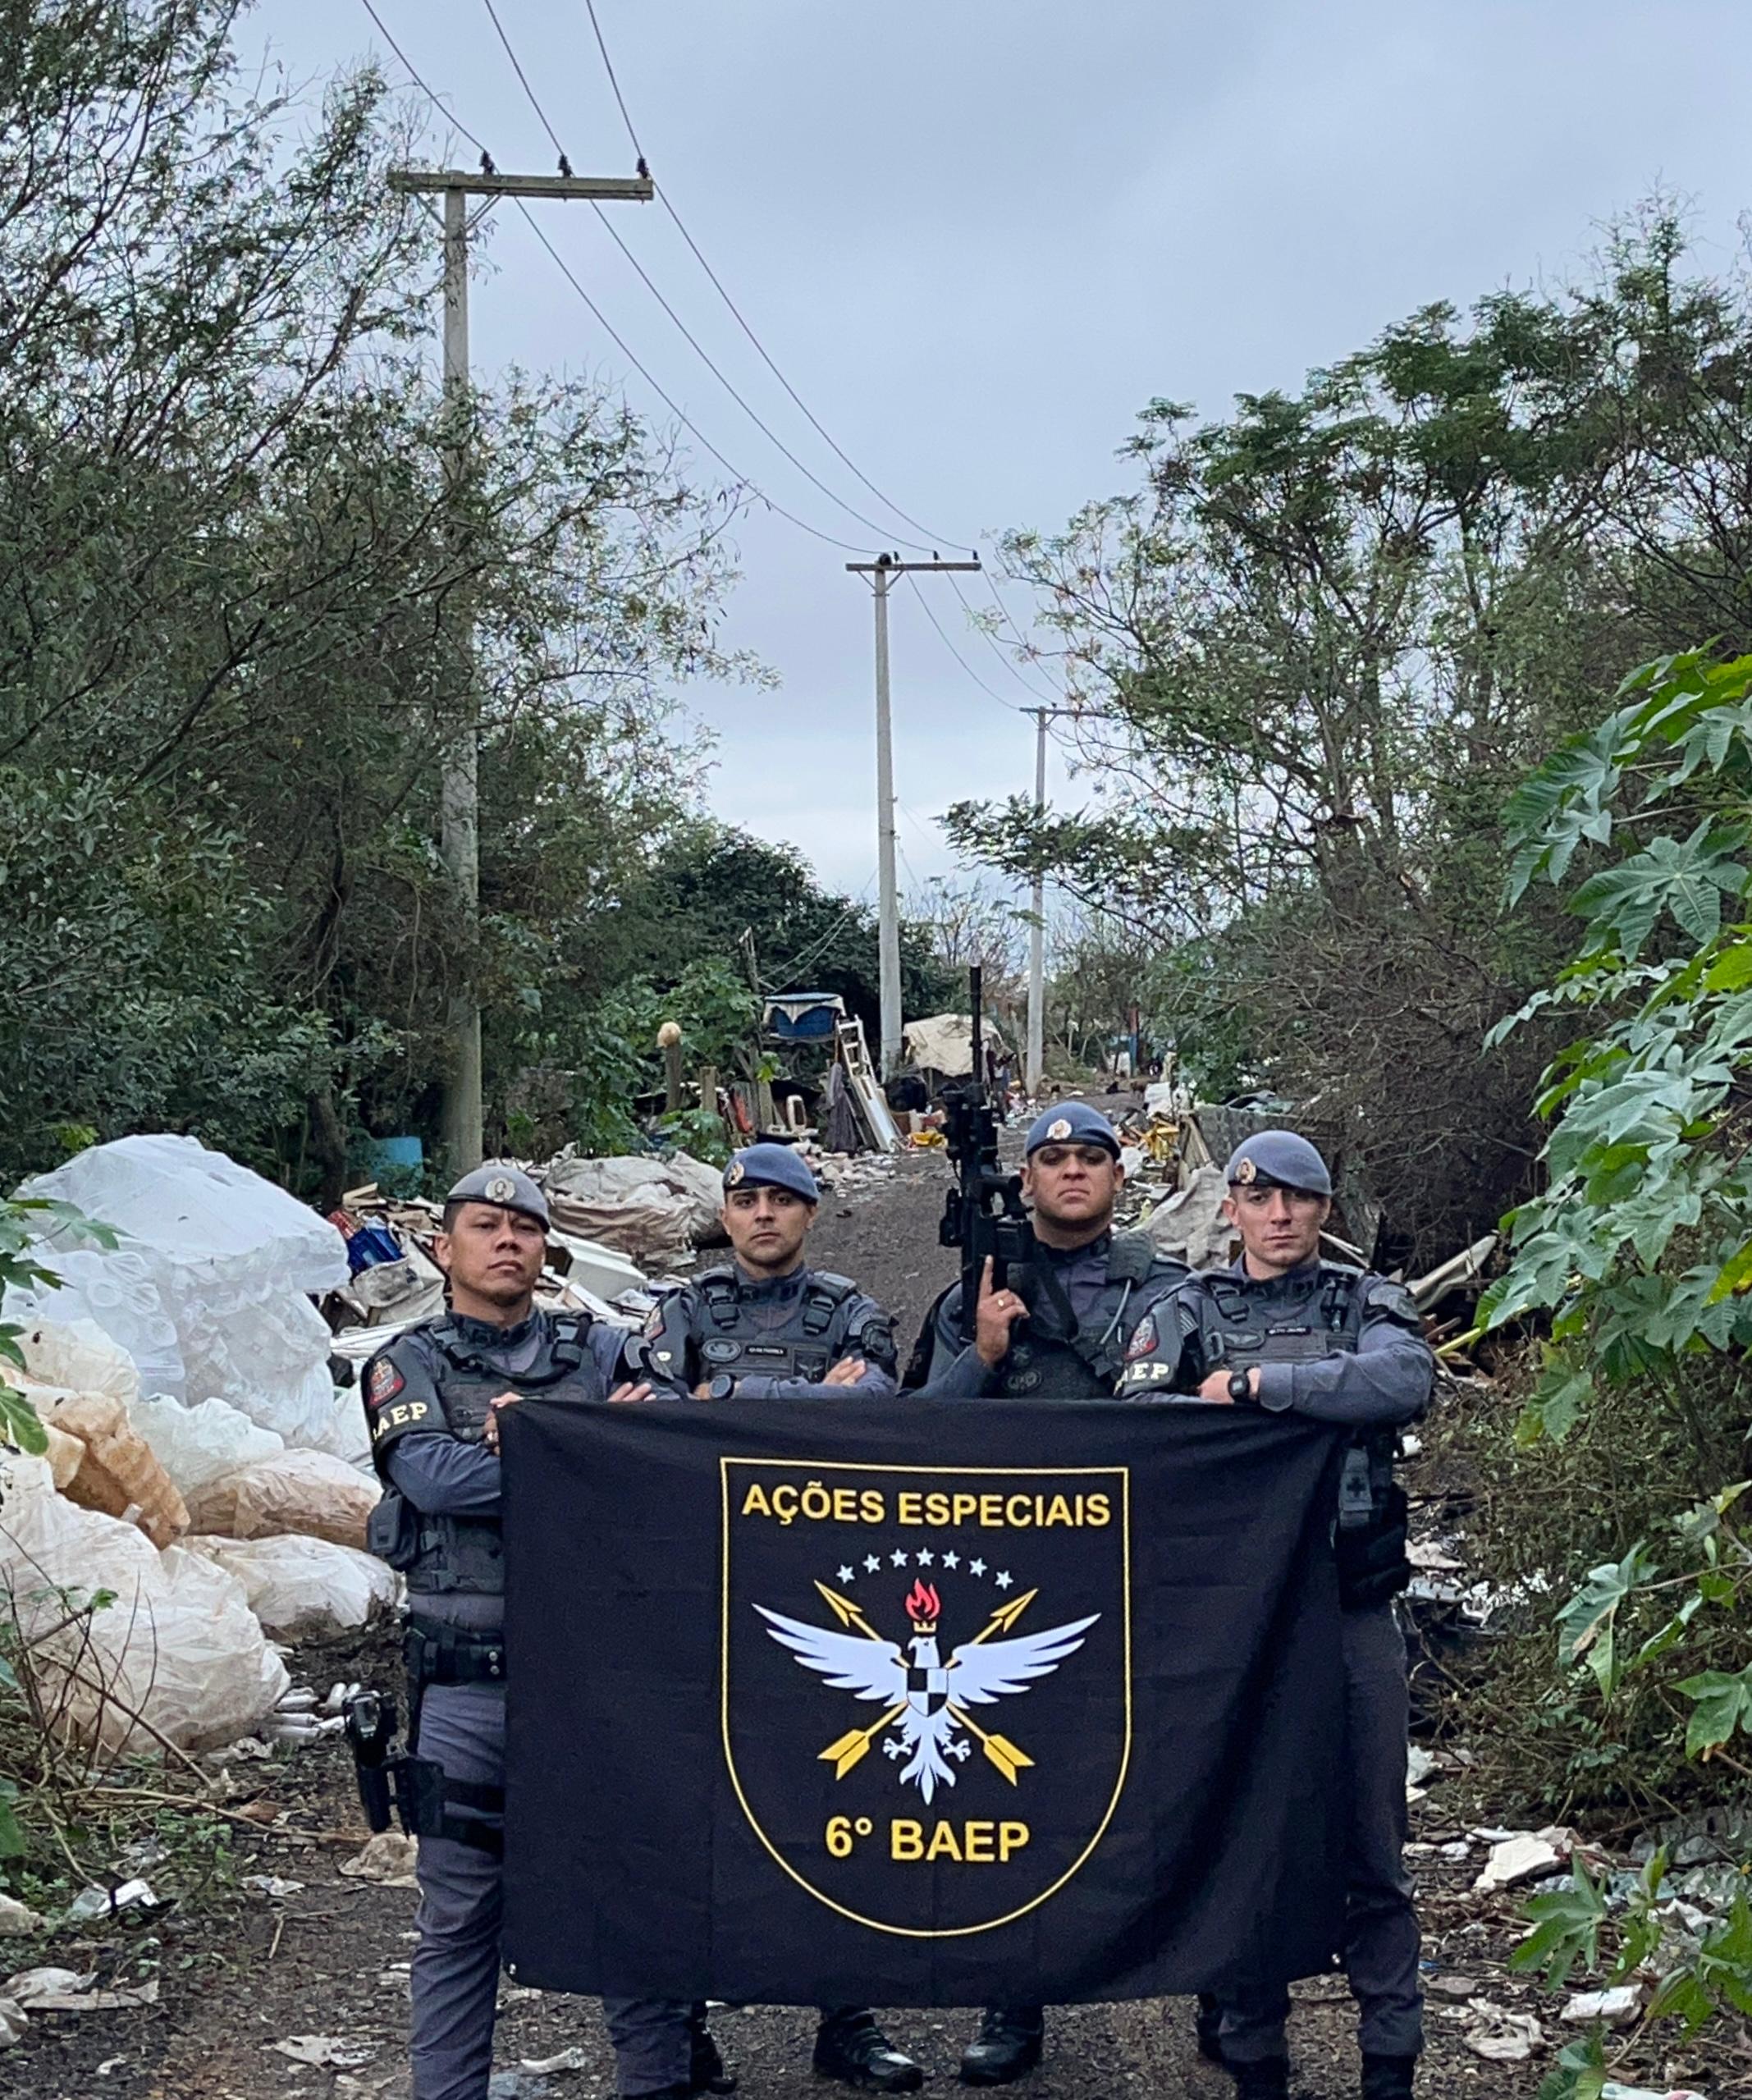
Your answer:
[127,1393,286,1498]
[0,1455,287,1753]
[184,1449,378,1552]
[186,1534,398,1636]
[542,1152,725,1266]
[17,1134,348,1444]
[13,1321,187,1549]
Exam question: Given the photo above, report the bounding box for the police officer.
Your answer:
[645,1142,922,2094]
[364,1164,724,2100]
[1123,1132,1431,2100]
[908,1102,1189,2087]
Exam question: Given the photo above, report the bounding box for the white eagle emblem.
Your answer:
[756,1580,1096,1804]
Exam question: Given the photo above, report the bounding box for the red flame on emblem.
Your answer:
[905,1580,941,1624]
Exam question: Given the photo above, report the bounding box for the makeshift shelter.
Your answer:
[901,1011,1012,1083]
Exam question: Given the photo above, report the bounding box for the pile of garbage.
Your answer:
[0,1136,395,1755]
[0,1132,761,1759]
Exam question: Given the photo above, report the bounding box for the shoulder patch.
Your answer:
[1364,1276,1422,1325]
[364,1357,405,1409]
[1125,1312,1158,1361]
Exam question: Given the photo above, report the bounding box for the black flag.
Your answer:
[501,1396,1348,2007]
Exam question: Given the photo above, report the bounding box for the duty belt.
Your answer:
[405,1620,507,1688]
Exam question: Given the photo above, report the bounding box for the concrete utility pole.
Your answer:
[1022,706,1118,1096]
[389,166,652,1171]
[845,552,981,1077]
[1026,707,1050,1097]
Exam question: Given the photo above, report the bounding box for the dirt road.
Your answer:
[2,1142,1557,2100]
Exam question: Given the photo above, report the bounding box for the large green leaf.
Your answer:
[1677,1666,1752,1757]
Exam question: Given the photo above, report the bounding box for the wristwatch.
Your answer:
[1227,1367,1253,1404]
[707,1374,737,1402]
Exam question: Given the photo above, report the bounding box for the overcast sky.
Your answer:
[254,0,1752,898]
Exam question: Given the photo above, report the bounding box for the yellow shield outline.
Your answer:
[720,1457,1132,1938]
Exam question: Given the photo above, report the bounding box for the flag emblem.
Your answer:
[721,1458,1130,1937]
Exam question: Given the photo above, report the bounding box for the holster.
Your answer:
[365,1486,420,1571]
[1335,1481,1410,1609]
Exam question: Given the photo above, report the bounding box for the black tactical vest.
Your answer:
[380,1314,607,1599]
[993,1233,1163,1398]
[1187,1262,1408,1609]
[684,1267,861,1385]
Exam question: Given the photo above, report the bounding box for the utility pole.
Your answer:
[1026,707,1050,1098]
[389,165,652,1170]
[845,551,981,1077]
[1022,706,1118,1097]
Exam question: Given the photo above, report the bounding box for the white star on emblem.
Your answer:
[916,1548,934,1566]
[969,1558,986,1576]
[863,1555,881,1574]
[838,1566,854,1584]
[995,1570,1013,1590]
[890,1549,909,1567]
[942,1550,960,1569]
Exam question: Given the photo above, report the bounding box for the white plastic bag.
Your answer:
[14,1322,187,1548]
[296,1387,373,1471]
[126,1393,286,1498]
[2,1247,184,1400]
[18,1135,348,1445]
[185,1535,398,1635]
[184,1449,378,1551]
[0,1456,287,1752]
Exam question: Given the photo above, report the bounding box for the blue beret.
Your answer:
[1024,1103,1121,1160]
[1224,1131,1331,1197]
[723,1142,819,1204]
[445,1162,550,1228]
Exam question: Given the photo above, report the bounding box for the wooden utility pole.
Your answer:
[389,166,652,1171]
[844,552,981,1077]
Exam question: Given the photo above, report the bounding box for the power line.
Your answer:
[575,0,977,557]
[946,568,1061,705]
[356,1,884,555]
[515,206,876,554]
[581,0,647,164]
[480,1,949,554]
[903,573,1022,716]
[359,0,488,151]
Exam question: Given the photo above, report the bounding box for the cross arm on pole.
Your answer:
[389,170,653,200]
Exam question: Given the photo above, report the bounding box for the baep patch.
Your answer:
[364,1357,405,1409]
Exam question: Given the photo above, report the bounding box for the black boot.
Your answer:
[812,2010,924,2093]
[1359,2055,1416,2100]
[689,2006,737,2096]
[1193,1994,1225,2065]
[1228,2059,1288,2100]
[958,2007,1044,2087]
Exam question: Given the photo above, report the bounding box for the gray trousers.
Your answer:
[410,1684,693,2100]
[1217,1602,1423,2065]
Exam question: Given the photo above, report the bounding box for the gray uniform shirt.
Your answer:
[1164,1260,1433,1425]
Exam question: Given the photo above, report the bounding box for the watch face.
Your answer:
[1228,1369,1252,1400]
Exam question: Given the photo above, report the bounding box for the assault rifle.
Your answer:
[936,967,1037,1345]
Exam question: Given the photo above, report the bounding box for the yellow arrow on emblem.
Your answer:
[819,1702,909,1778]
[947,1703,1035,1785]
[813,1581,887,1645]
[964,1588,1037,1644]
